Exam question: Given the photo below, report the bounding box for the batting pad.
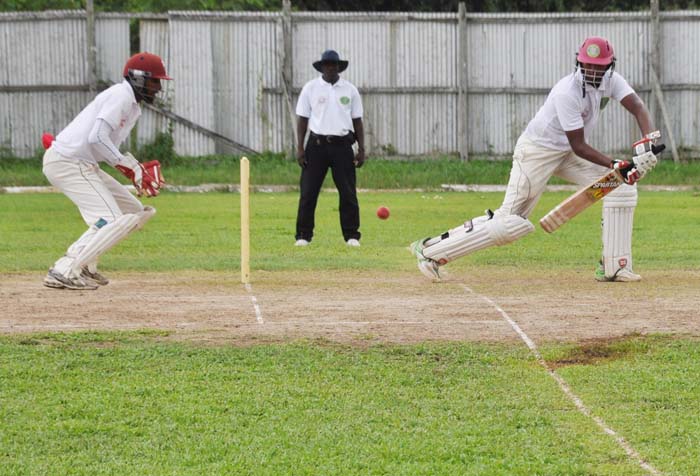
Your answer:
[602,185,636,277]
[423,213,534,264]
[71,213,140,273]
[602,206,635,277]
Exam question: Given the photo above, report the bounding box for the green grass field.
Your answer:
[3,154,700,188]
[1,189,700,475]
[1,191,698,273]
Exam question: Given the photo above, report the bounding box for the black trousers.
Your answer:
[295,138,361,242]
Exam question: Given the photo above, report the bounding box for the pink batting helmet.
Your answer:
[577,37,615,65]
[576,36,615,65]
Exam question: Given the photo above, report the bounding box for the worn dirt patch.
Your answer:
[2,269,699,346]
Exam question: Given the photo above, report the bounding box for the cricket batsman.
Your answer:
[412,37,663,282]
[42,52,171,290]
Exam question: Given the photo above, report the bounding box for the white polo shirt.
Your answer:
[524,71,635,151]
[296,76,363,136]
[52,81,141,164]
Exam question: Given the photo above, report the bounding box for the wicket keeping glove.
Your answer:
[115,153,161,197]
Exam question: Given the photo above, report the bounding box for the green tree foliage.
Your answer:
[2,0,698,13]
[2,0,281,12]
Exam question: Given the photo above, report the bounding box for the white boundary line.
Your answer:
[459,283,661,476]
[244,283,264,324]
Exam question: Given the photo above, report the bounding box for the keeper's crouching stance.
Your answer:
[42,52,171,290]
[412,36,660,283]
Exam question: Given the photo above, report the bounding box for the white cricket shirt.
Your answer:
[296,76,363,136]
[52,81,141,164]
[524,71,635,151]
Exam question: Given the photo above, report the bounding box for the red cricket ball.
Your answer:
[376,206,390,220]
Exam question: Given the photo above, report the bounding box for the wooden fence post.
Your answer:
[458,2,469,161]
[86,0,97,93]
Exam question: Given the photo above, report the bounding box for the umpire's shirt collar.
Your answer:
[319,75,345,87]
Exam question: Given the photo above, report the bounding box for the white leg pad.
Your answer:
[70,213,140,273]
[602,185,637,277]
[423,213,534,264]
[136,206,156,230]
[52,218,108,277]
[65,226,100,259]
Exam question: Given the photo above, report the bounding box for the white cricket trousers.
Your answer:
[498,134,637,218]
[43,148,144,226]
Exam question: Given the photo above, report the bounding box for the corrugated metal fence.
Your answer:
[1,9,699,158]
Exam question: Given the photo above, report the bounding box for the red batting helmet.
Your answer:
[123,52,172,80]
[123,52,172,103]
[576,37,615,66]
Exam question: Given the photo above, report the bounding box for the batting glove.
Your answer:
[610,159,640,185]
[631,136,665,178]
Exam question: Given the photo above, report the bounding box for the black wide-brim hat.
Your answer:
[313,49,349,73]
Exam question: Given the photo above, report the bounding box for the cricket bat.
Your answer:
[539,144,665,233]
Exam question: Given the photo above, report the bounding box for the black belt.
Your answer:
[309,132,353,145]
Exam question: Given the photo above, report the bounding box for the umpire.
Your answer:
[294,49,365,247]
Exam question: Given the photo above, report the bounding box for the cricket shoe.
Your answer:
[595,261,641,282]
[81,268,110,286]
[43,269,98,290]
[410,238,441,281]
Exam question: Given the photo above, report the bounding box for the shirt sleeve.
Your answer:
[552,93,584,131]
[96,91,130,130]
[296,83,312,118]
[350,86,363,119]
[87,119,127,167]
[609,72,636,102]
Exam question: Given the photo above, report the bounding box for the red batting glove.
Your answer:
[610,159,640,185]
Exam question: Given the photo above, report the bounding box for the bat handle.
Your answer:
[651,144,665,155]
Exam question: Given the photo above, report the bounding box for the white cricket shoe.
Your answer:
[410,238,441,281]
[295,239,310,247]
[43,269,98,290]
[346,239,360,247]
[595,261,641,282]
[610,268,642,282]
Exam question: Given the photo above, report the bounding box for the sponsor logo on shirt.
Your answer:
[340,96,350,105]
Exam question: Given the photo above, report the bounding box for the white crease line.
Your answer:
[268,320,506,325]
[1,324,154,330]
[244,283,264,324]
[459,284,660,476]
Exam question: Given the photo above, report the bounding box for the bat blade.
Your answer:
[540,169,623,233]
